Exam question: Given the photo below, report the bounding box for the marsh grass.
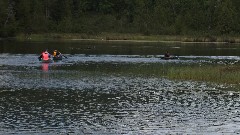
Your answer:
[66,62,240,86]
[110,63,240,85]
[166,64,240,84]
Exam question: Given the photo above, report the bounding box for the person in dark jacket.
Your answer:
[164,51,170,58]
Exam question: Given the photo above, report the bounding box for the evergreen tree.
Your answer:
[215,0,235,34]
[0,0,8,35]
[0,0,17,37]
[15,0,32,36]
[50,0,73,32]
[31,0,48,32]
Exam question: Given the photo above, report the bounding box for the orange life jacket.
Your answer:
[42,52,49,60]
[53,51,57,56]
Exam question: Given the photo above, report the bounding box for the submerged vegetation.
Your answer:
[166,64,240,84]
[64,62,240,86]
[152,64,239,85]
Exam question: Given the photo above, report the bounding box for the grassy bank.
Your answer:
[15,33,240,43]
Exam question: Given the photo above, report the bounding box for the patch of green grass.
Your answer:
[166,65,240,84]
[69,62,240,86]
[98,62,240,86]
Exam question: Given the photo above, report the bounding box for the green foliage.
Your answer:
[0,0,17,37]
[215,0,235,34]
[0,0,7,26]
[1,0,240,37]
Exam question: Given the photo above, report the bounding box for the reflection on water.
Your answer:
[41,63,49,72]
[1,40,240,56]
[0,50,240,134]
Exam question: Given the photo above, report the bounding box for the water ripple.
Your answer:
[0,54,240,134]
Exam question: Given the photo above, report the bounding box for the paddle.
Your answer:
[57,51,67,59]
[62,54,68,59]
[38,56,42,61]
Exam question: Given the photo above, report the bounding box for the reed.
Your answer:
[166,65,240,84]
[102,63,240,85]
[75,62,240,85]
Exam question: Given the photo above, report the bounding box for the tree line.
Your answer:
[0,0,239,37]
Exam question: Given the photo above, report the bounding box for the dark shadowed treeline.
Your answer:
[0,0,240,37]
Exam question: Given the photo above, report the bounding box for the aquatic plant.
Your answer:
[166,64,240,85]
[66,62,240,86]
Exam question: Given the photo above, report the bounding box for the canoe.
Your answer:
[53,55,62,61]
[160,56,179,60]
[41,59,52,63]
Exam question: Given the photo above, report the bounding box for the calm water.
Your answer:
[0,40,240,134]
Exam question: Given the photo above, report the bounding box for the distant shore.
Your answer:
[13,33,240,44]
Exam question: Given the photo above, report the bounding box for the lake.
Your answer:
[0,40,240,134]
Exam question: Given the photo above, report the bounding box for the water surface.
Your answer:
[0,41,240,134]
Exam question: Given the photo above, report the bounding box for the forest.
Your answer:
[0,0,240,37]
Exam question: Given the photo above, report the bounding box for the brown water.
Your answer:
[0,40,240,134]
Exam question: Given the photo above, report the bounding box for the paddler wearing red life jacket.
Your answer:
[39,49,51,61]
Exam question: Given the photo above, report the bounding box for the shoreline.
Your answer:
[6,33,240,44]
[70,38,232,44]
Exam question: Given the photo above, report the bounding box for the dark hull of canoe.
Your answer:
[160,56,179,60]
[41,59,52,63]
[53,56,62,61]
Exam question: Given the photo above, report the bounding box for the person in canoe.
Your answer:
[52,49,62,60]
[162,51,179,60]
[164,51,170,58]
[39,49,51,62]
